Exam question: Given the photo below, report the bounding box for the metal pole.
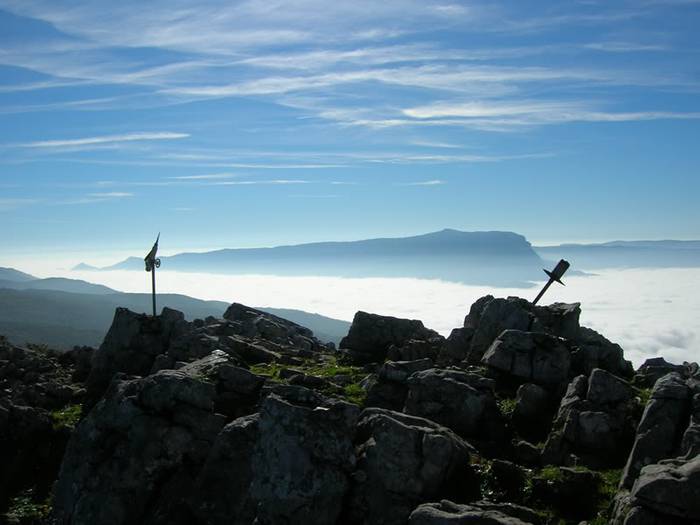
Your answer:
[151,265,157,316]
[532,278,553,305]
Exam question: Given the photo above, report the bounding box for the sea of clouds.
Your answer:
[55,267,699,368]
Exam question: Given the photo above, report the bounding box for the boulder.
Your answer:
[512,383,557,442]
[571,326,634,379]
[620,372,692,488]
[543,370,640,469]
[634,455,700,520]
[85,307,188,406]
[223,303,325,351]
[408,500,536,524]
[179,350,265,418]
[617,455,700,523]
[350,408,475,524]
[404,368,503,447]
[190,414,259,525]
[387,337,445,362]
[587,367,635,405]
[681,393,700,457]
[530,466,602,521]
[468,297,534,364]
[340,311,439,365]
[366,359,434,411]
[52,369,227,525]
[481,330,571,387]
[632,357,686,389]
[250,386,359,525]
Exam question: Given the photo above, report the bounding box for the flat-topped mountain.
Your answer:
[75,229,545,286]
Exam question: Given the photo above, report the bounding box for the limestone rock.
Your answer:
[512,383,557,442]
[366,358,434,411]
[543,370,640,469]
[404,368,503,448]
[52,370,226,525]
[634,456,700,520]
[387,337,445,362]
[350,408,475,524]
[620,372,692,488]
[481,330,571,387]
[85,307,188,406]
[250,386,359,525]
[340,311,439,365]
[408,499,536,524]
[190,414,259,525]
[223,302,326,351]
[632,357,686,389]
[571,326,634,379]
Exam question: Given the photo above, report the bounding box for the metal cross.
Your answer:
[144,233,161,316]
[532,259,570,305]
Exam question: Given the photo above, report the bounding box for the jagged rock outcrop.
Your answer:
[0,338,86,514]
[512,383,557,442]
[349,408,476,524]
[224,302,327,351]
[251,386,360,524]
[85,307,188,406]
[409,499,540,524]
[481,330,571,388]
[542,368,641,469]
[437,295,633,381]
[404,369,504,450]
[52,369,227,525]
[365,358,434,411]
[619,372,693,488]
[5,296,699,525]
[613,454,700,524]
[190,414,259,525]
[340,311,440,365]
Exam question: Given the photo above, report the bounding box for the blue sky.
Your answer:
[1,0,699,260]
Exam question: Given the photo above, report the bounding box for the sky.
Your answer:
[1,0,700,260]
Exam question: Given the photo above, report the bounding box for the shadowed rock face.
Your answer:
[620,372,693,489]
[250,386,360,525]
[542,369,640,470]
[52,369,227,525]
[340,311,441,365]
[349,408,476,524]
[481,330,571,387]
[6,296,700,525]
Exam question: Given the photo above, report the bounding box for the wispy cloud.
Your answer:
[17,132,190,149]
[168,173,241,180]
[583,41,669,53]
[401,100,700,130]
[212,179,311,186]
[397,179,446,186]
[86,192,134,198]
[0,198,40,211]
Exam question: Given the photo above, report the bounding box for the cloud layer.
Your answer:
[57,266,700,368]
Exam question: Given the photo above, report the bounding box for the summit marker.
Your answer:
[532,259,570,305]
[144,233,161,316]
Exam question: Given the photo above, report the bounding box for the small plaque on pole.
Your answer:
[144,233,161,317]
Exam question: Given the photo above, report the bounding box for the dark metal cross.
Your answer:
[144,233,161,316]
[533,259,570,305]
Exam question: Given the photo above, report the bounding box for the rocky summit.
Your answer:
[1,297,699,524]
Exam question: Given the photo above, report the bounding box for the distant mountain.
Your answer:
[535,240,700,270]
[0,271,350,349]
[77,229,545,286]
[0,267,36,282]
[0,277,118,295]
